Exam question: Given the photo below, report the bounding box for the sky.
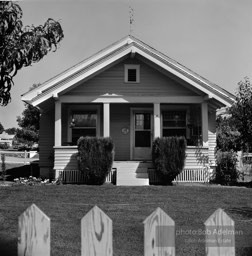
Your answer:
[0,0,252,128]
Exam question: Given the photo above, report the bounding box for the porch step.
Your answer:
[113,161,152,186]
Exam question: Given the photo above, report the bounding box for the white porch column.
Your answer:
[201,101,209,147]
[55,100,62,146]
[103,103,110,137]
[153,103,161,138]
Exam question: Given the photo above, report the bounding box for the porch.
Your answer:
[52,98,215,184]
[53,146,211,185]
[55,101,212,157]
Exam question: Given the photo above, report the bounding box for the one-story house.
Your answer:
[22,35,235,185]
[0,131,15,147]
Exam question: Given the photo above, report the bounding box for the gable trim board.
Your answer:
[22,35,234,108]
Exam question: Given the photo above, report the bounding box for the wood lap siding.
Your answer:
[54,147,78,170]
[208,111,217,166]
[185,147,209,167]
[39,109,54,168]
[66,58,199,97]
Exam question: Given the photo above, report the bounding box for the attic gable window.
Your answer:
[124,65,140,83]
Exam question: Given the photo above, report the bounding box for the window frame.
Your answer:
[161,106,190,139]
[67,105,100,144]
[124,64,140,83]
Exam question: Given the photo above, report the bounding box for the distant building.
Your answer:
[0,131,15,147]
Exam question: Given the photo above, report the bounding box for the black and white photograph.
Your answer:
[0,0,251,255]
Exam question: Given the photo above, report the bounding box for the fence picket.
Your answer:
[205,208,235,256]
[81,205,112,256]
[15,204,239,255]
[143,207,175,256]
[18,204,50,256]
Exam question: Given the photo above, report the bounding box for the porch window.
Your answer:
[124,64,140,83]
[71,111,97,144]
[162,111,187,138]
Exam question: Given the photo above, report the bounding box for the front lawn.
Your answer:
[0,185,251,256]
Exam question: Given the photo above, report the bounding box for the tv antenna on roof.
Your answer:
[129,6,134,35]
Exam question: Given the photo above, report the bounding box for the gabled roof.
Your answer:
[22,35,235,107]
[0,132,15,140]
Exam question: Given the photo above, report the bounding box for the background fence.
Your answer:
[18,204,235,256]
[0,150,38,165]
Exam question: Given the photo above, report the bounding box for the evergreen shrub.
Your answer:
[0,143,9,150]
[77,137,114,185]
[214,150,239,185]
[152,136,187,185]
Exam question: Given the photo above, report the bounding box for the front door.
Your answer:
[132,109,153,160]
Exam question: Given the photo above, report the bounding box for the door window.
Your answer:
[135,113,151,147]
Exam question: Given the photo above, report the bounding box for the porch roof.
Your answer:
[21,35,235,107]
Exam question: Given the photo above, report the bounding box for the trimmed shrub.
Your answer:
[0,143,9,150]
[152,136,187,185]
[214,150,239,185]
[77,137,114,185]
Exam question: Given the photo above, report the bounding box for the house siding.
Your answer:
[39,108,54,174]
[185,147,209,167]
[208,111,217,166]
[54,147,78,170]
[65,58,199,97]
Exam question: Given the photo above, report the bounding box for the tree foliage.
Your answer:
[215,115,240,184]
[215,150,239,185]
[229,77,252,152]
[152,137,187,185]
[4,127,17,135]
[216,115,241,152]
[78,137,115,185]
[214,78,252,184]
[0,122,4,133]
[16,102,40,147]
[0,1,64,105]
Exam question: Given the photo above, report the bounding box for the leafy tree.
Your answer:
[16,102,40,147]
[215,151,239,185]
[229,77,252,152]
[4,127,17,135]
[0,1,64,106]
[214,77,252,184]
[0,122,4,133]
[215,115,240,184]
[15,84,40,147]
[216,115,241,152]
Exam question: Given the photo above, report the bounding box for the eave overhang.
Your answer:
[21,35,235,108]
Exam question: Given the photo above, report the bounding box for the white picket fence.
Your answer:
[174,167,210,183]
[148,167,211,184]
[0,150,38,165]
[18,204,236,256]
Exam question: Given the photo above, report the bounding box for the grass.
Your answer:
[2,163,24,169]
[0,163,39,181]
[0,185,251,256]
